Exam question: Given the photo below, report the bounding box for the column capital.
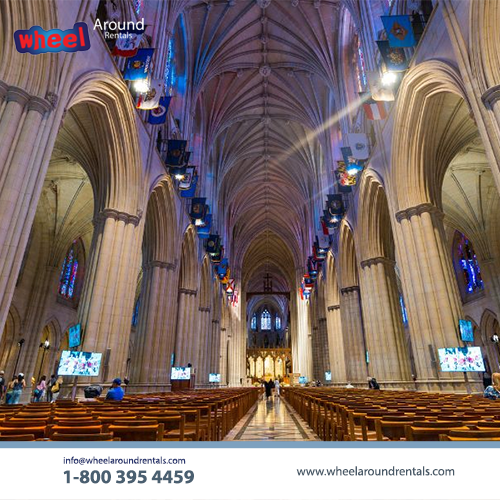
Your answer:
[6,86,31,106]
[143,260,176,271]
[360,256,395,269]
[28,95,53,115]
[340,285,359,295]
[327,304,340,311]
[95,208,142,226]
[395,203,443,223]
[212,319,220,324]
[482,85,500,109]
[318,317,327,323]
[199,306,211,313]
[179,287,197,296]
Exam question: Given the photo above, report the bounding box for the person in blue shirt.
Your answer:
[106,378,125,401]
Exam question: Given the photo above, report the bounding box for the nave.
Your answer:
[2,0,500,406]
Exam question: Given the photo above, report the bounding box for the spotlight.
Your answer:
[195,219,204,226]
[174,174,184,180]
[381,71,397,86]
[134,79,150,93]
[347,167,359,176]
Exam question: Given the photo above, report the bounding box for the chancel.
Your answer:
[2,0,500,441]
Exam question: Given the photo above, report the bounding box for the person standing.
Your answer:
[50,376,63,402]
[264,379,273,399]
[47,374,57,402]
[9,373,25,404]
[274,378,280,397]
[34,375,47,402]
[484,373,500,400]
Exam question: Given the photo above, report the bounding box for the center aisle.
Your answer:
[225,394,320,441]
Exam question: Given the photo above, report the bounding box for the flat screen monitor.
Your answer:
[57,350,102,376]
[438,347,485,372]
[459,319,474,342]
[209,373,221,383]
[325,371,332,382]
[171,366,191,380]
[299,376,307,384]
[68,323,81,349]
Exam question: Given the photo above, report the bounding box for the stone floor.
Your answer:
[225,394,320,441]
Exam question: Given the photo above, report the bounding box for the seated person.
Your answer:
[105,378,124,401]
[484,372,500,400]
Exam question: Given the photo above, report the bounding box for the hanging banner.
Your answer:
[381,14,417,47]
[148,96,171,124]
[136,79,164,110]
[123,48,154,80]
[111,28,144,57]
[345,133,370,159]
[376,40,408,72]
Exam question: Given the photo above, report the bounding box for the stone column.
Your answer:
[318,317,330,380]
[219,328,228,385]
[359,257,413,389]
[129,260,178,392]
[210,319,220,374]
[196,307,211,386]
[0,84,54,335]
[174,288,197,366]
[340,286,367,384]
[394,203,470,391]
[79,208,143,383]
[326,304,347,385]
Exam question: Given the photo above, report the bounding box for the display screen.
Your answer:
[68,323,81,349]
[171,366,191,380]
[438,347,485,372]
[299,376,307,384]
[325,371,332,381]
[459,319,474,342]
[57,350,102,376]
[209,373,221,383]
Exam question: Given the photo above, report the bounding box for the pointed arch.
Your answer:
[179,225,199,291]
[338,221,359,289]
[391,61,478,211]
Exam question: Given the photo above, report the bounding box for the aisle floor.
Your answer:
[225,395,320,441]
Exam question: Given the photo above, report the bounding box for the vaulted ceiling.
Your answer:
[183,0,346,291]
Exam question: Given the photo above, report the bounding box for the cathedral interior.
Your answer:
[2,0,500,403]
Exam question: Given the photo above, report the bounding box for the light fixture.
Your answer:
[174,173,184,180]
[40,340,50,350]
[381,71,397,86]
[195,218,204,227]
[133,78,150,93]
[347,167,359,176]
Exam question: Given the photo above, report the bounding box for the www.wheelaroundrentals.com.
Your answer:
[297,466,454,477]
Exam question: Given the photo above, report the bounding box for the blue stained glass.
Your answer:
[134,0,143,15]
[132,298,140,327]
[357,37,367,91]
[275,315,281,330]
[399,294,408,326]
[164,37,176,95]
[251,314,257,331]
[457,235,483,295]
[59,245,79,299]
[261,309,271,331]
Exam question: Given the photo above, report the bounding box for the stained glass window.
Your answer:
[132,298,140,327]
[399,294,408,327]
[456,233,484,295]
[355,35,367,92]
[275,315,281,330]
[134,0,144,15]
[164,37,176,96]
[251,314,257,331]
[59,242,79,299]
[261,309,271,331]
